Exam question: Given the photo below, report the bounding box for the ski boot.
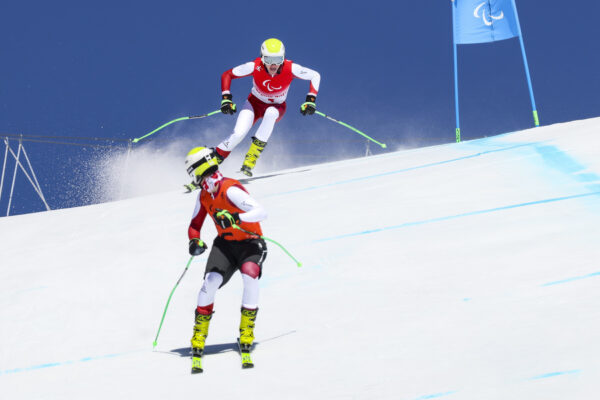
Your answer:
[191,310,212,374]
[238,307,258,368]
[239,307,258,350]
[240,137,267,177]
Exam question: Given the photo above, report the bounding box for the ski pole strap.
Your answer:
[133,110,220,143]
[233,225,302,267]
[153,256,195,349]
[314,111,387,149]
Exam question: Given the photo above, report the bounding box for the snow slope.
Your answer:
[1,117,600,400]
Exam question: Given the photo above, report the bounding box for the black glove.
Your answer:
[213,209,240,229]
[220,94,237,115]
[189,239,207,256]
[300,95,316,116]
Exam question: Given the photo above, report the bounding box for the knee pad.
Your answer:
[240,262,261,279]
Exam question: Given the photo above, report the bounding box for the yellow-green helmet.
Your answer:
[185,147,219,183]
[261,38,285,66]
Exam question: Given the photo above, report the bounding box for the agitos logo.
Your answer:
[262,79,282,92]
[474,2,504,26]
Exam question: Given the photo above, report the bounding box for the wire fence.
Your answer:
[1,110,396,216]
[0,130,379,217]
[1,133,132,217]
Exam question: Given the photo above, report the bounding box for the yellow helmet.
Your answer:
[185,147,219,183]
[260,38,285,66]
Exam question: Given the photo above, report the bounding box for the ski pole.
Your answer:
[153,256,195,349]
[133,110,220,143]
[233,225,302,267]
[314,111,387,149]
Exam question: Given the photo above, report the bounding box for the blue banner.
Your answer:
[453,0,519,44]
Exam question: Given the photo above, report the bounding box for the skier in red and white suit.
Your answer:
[213,38,321,177]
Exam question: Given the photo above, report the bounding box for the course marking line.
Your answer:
[541,272,600,287]
[0,351,140,376]
[266,143,534,198]
[529,369,581,380]
[313,191,600,243]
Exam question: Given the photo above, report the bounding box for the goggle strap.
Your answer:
[187,156,211,175]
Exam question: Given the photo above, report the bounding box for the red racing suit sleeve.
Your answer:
[221,61,255,94]
[188,196,208,240]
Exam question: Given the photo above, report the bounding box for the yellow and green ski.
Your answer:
[191,348,204,374]
[237,338,254,369]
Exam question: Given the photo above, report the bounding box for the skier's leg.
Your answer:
[254,106,280,143]
[240,262,260,309]
[215,100,254,161]
[241,106,279,176]
[191,240,232,353]
[240,262,259,345]
[237,238,266,347]
[197,271,223,310]
[191,272,222,352]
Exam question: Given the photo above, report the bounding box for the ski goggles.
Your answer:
[262,55,284,66]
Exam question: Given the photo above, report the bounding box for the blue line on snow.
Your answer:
[313,191,600,243]
[266,143,534,198]
[541,272,600,287]
[533,144,600,186]
[534,145,586,175]
[0,352,135,376]
[575,173,600,182]
[529,370,581,380]
[586,183,600,192]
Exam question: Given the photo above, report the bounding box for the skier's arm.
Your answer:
[291,63,321,97]
[221,62,255,95]
[226,186,267,223]
[188,194,208,240]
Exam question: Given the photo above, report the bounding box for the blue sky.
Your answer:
[1,0,600,215]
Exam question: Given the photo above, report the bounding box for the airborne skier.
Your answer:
[184,147,268,373]
[211,38,321,177]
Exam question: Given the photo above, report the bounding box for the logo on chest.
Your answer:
[262,79,282,92]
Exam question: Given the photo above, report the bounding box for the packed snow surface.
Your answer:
[1,118,600,399]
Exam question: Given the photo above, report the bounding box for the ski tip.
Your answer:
[192,354,203,374]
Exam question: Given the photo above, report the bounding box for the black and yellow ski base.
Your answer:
[237,338,254,369]
[191,348,204,374]
[191,341,254,373]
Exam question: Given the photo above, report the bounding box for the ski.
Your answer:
[191,348,204,374]
[183,182,199,193]
[237,338,254,369]
[239,166,253,177]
